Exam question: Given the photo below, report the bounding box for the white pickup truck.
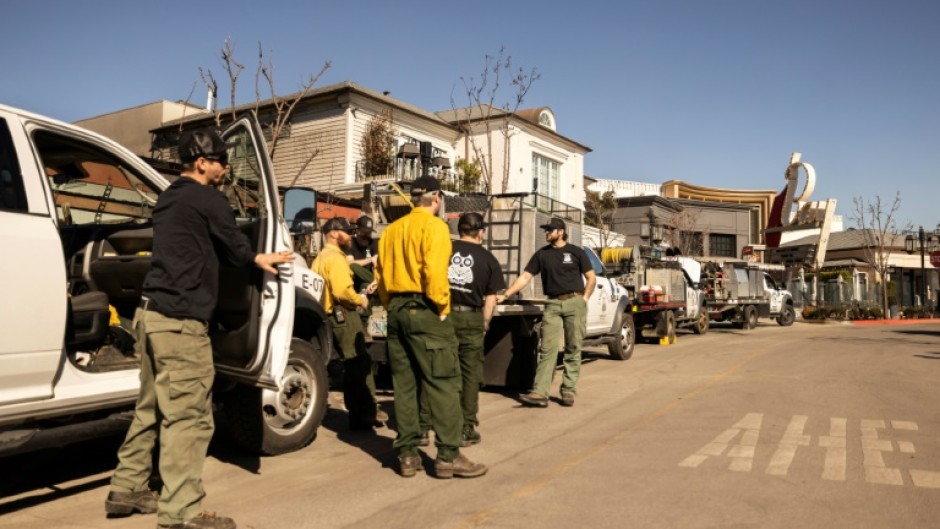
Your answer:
[0,104,331,456]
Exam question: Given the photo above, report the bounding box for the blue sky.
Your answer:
[3,0,938,231]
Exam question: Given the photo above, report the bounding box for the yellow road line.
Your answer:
[452,348,764,529]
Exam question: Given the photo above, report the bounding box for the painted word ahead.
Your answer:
[679,413,940,488]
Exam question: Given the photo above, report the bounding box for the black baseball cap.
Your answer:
[179,128,232,164]
[355,215,375,232]
[321,217,356,234]
[540,217,566,232]
[458,212,486,231]
[410,176,442,196]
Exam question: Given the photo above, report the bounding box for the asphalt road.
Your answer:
[3,320,940,529]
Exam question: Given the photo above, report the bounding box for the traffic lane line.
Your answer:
[451,347,765,529]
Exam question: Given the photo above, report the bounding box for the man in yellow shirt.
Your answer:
[312,218,379,430]
[376,176,487,479]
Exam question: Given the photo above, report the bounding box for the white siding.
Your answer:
[271,106,347,190]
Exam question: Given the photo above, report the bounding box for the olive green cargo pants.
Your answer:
[386,296,461,462]
[331,309,378,426]
[110,308,214,527]
[532,296,587,397]
[418,310,485,430]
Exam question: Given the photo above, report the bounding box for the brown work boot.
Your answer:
[560,392,575,407]
[417,431,430,447]
[158,511,236,529]
[376,409,390,423]
[435,453,488,479]
[398,455,423,478]
[104,489,158,516]
[518,391,549,408]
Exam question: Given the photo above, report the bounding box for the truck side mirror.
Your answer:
[284,187,317,235]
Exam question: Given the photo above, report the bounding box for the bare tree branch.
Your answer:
[450,47,539,194]
[852,192,910,317]
[220,37,243,124]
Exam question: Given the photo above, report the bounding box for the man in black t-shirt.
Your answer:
[444,212,506,446]
[498,217,595,408]
[347,215,378,293]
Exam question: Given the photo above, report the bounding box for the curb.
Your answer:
[851,318,940,326]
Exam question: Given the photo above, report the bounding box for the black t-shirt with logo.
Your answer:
[448,240,506,307]
[524,243,590,297]
[349,237,378,270]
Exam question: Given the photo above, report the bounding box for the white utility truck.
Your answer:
[701,261,796,329]
[0,104,331,457]
[601,248,709,343]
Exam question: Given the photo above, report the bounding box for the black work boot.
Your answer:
[104,489,158,516]
[158,511,236,529]
[435,453,488,479]
[461,424,481,447]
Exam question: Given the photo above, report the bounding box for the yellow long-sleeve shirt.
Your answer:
[376,207,453,316]
[311,243,362,313]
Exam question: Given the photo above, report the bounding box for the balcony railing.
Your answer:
[354,158,485,194]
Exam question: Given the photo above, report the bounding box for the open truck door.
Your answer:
[210,116,294,388]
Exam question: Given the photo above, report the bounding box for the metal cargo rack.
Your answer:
[445,192,582,301]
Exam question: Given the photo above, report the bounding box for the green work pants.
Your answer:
[386,296,462,462]
[533,296,587,397]
[331,309,377,425]
[110,308,214,527]
[418,310,485,430]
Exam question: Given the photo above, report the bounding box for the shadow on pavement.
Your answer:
[0,435,122,514]
[894,329,940,338]
[320,402,397,473]
[0,414,260,514]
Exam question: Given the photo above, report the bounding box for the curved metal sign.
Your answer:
[780,152,816,227]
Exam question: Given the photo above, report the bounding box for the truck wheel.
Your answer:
[744,305,759,330]
[607,312,636,360]
[776,305,795,327]
[223,337,328,455]
[691,311,709,335]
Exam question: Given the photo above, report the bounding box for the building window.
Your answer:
[532,153,560,200]
[709,233,736,257]
[538,111,555,130]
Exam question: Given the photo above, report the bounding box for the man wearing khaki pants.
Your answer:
[498,217,595,408]
[105,129,292,529]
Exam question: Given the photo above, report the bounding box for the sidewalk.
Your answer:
[851,318,940,326]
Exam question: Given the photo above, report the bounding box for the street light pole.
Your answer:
[905,226,939,310]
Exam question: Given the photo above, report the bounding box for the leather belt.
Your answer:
[451,304,481,312]
[390,293,424,299]
[552,291,583,301]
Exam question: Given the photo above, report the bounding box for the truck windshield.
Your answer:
[582,246,606,277]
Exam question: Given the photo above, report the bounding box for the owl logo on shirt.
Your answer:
[449,252,475,285]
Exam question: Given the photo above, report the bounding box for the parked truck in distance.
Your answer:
[601,248,709,343]
[700,261,796,329]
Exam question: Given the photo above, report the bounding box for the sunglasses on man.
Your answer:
[204,153,229,166]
